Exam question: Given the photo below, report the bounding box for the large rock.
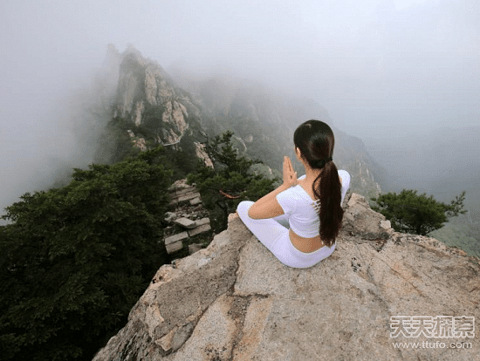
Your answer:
[93,193,480,360]
[342,192,393,241]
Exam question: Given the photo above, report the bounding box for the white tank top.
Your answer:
[275,170,351,238]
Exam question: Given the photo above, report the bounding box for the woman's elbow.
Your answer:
[247,199,284,219]
[247,205,259,219]
[248,202,266,219]
[237,200,262,219]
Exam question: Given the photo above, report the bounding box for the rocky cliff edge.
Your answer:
[93,193,480,361]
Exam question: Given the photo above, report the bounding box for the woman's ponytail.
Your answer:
[294,120,344,247]
[312,160,343,247]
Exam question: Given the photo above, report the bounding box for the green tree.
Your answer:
[0,147,172,361]
[188,131,276,232]
[371,189,466,235]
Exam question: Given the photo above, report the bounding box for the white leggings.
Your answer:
[236,201,336,269]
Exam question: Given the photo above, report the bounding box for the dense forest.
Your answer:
[0,130,276,361]
[0,148,172,360]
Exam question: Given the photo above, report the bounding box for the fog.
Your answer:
[1,0,479,212]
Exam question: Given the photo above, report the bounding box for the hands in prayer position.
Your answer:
[282,156,297,188]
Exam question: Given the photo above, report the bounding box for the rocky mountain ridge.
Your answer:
[100,46,381,197]
[93,193,480,361]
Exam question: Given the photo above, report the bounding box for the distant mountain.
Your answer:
[96,46,381,197]
[363,126,480,257]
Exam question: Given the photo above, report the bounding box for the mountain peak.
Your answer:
[108,46,196,148]
[93,193,479,360]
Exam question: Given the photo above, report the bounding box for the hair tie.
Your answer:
[312,157,333,169]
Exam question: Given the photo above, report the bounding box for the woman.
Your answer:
[236,120,350,268]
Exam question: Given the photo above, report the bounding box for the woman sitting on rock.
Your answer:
[236,119,350,268]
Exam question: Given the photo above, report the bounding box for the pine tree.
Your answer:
[372,189,466,235]
[0,147,172,361]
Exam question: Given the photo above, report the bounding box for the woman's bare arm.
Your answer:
[247,184,288,219]
[248,156,297,219]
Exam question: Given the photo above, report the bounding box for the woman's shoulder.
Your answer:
[337,169,350,178]
[337,170,351,188]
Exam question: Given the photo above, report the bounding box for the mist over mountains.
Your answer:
[0,44,381,217]
[1,44,478,257]
[0,59,118,216]
[1,45,476,207]
[365,127,480,202]
[363,126,480,256]
[94,46,380,195]
[3,1,479,229]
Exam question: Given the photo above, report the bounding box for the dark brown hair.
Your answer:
[293,120,343,247]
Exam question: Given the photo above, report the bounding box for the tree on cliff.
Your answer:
[371,189,466,235]
[0,147,172,361]
[188,131,276,232]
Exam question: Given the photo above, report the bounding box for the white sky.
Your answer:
[0,0,479,209]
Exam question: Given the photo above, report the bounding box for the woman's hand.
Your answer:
[282,156,297,187]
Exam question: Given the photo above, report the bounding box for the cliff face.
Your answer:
[109,45,201,147]
[93,193,480,361]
